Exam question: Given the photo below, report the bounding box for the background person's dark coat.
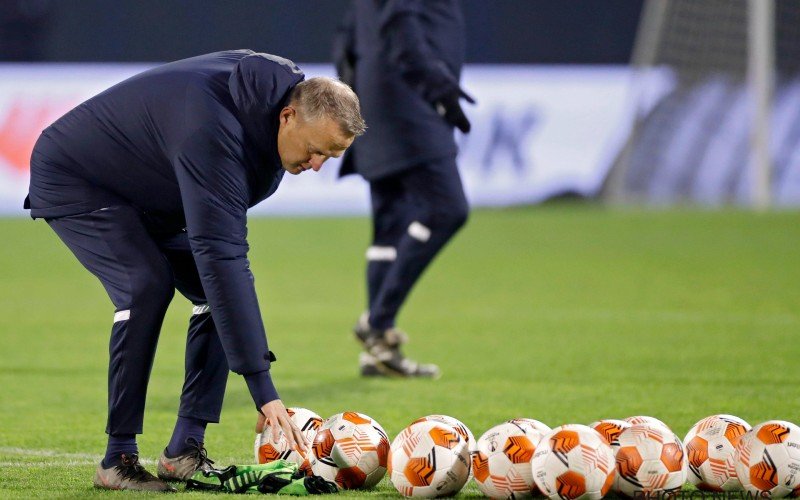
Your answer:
[334,0,466,181]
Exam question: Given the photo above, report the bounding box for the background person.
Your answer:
[333,0,475,378]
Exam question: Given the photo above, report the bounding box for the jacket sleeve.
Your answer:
[173,122,278,407]
[379,0,459,103]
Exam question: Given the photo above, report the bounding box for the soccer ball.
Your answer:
[684,414,751,491]
[308,412,390,490]
[254,407,323,475]
[734,420,800,498]
[388,420,470,497]
[614,424,687,497]
[624,416,673,435]
[589,419,632,447]
[473,420,548,498]
[531,424,616,500]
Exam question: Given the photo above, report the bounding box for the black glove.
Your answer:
[185,465,238,491]
[256,471,339,495]
[302,476,339,495]
[256,471,293,494]
[435,88,476,134]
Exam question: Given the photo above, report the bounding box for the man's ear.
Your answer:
[279,106,296,125]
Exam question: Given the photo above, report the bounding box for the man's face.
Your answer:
[276,105,354,175]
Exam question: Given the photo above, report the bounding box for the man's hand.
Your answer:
[257,400,308,454]
[435,87,476,134]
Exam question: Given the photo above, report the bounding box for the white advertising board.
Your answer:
[0,63,630,216]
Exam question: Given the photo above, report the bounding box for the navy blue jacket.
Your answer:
[26,50,304,402]
[334,0,466,181]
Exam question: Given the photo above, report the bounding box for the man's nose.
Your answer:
[310,156,326,172]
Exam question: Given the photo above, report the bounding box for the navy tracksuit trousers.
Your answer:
[366,156,469,329]
[47,205,228,435]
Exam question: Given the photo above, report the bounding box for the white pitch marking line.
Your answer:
[0,447,102,460]
[0,447,154,465]
[0,460,99,467]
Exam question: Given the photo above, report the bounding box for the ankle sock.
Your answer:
[103,433,137,468]
[165,416,207,457]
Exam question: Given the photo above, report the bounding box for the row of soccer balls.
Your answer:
[253,410,800,499]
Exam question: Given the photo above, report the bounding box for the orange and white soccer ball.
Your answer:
[590,420,632,448]
[734,420,800,498]
[531,424,616,500]
[614,424,687,497]
[473,420,549,498]
[254,407,323,474]
[308,412,389,490]
[684,414,751,491]
[388,420,470,497]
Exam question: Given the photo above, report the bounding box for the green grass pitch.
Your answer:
[1,204,799,498]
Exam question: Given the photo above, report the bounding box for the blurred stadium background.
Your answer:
[1,1,799,498]
[1,0,646,214]
[2,0,800,212]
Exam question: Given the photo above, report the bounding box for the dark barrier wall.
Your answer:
[1,0,643,63]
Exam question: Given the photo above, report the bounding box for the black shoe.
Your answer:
[93,453,176,492]
[354,314,441,378]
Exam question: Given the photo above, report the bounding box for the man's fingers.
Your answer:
[255,413,267,434]
[290,418,308,452]
[280,415,307,453]
[258,401,306,452]
[271,422,281,445]
[293,426,309,454]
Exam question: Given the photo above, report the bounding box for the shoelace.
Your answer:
[185,437,215,469]
[118,454,154,481]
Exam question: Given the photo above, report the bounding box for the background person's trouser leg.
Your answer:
[158,232,228,424]
[368,156,469,330]
[47,206,175,435]
[366,177,408,309]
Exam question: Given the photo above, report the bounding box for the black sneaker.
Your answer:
[93,453,176,492]
[353,314,441,378]
[158,438,215,481]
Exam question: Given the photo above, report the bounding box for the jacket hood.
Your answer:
[228,52,305,156]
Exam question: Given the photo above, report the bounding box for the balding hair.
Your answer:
[289,77,367,137]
